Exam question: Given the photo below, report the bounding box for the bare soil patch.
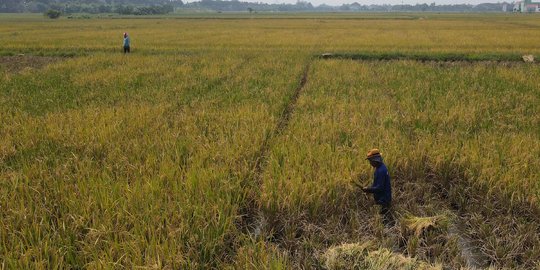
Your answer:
[0,55,63,73]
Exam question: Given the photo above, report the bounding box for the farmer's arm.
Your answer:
[363,171,383,193]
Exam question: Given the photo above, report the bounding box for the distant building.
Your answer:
[514,0,540,12]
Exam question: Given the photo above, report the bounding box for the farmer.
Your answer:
[123,32,130,54]
[361,149,393,226]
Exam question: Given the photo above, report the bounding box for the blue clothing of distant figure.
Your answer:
[364,163,392,205]
[123,37,130,47]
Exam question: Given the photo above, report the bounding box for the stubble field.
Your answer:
[1,13,539,269]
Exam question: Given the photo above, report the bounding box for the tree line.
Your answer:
[1,0,182,14]
[1,0,511,14]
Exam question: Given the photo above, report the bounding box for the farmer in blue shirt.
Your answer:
[361,149,393,226]
[123,32,130,54]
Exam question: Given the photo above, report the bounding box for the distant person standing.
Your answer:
[360,149,394,226]
[123,32,130,54]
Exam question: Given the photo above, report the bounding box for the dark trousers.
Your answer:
[123,46,130,53]
[379,203,395,227]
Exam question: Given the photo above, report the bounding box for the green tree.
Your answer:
[45,9,61,18]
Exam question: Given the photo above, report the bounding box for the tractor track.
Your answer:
[256,61,310,171]
[236,62,311,237]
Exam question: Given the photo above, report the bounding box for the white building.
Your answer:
[514,0,540,12]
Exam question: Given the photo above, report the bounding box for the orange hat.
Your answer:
[366,148,382,160]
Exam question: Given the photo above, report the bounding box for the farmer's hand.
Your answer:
[351,180,362,188]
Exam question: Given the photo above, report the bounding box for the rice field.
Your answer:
[1,13,539,269]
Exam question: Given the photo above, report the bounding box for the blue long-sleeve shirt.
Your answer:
[365,163,392,205]
[123,37,130,47]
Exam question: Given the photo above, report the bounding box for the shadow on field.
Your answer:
[318,52,539,64]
